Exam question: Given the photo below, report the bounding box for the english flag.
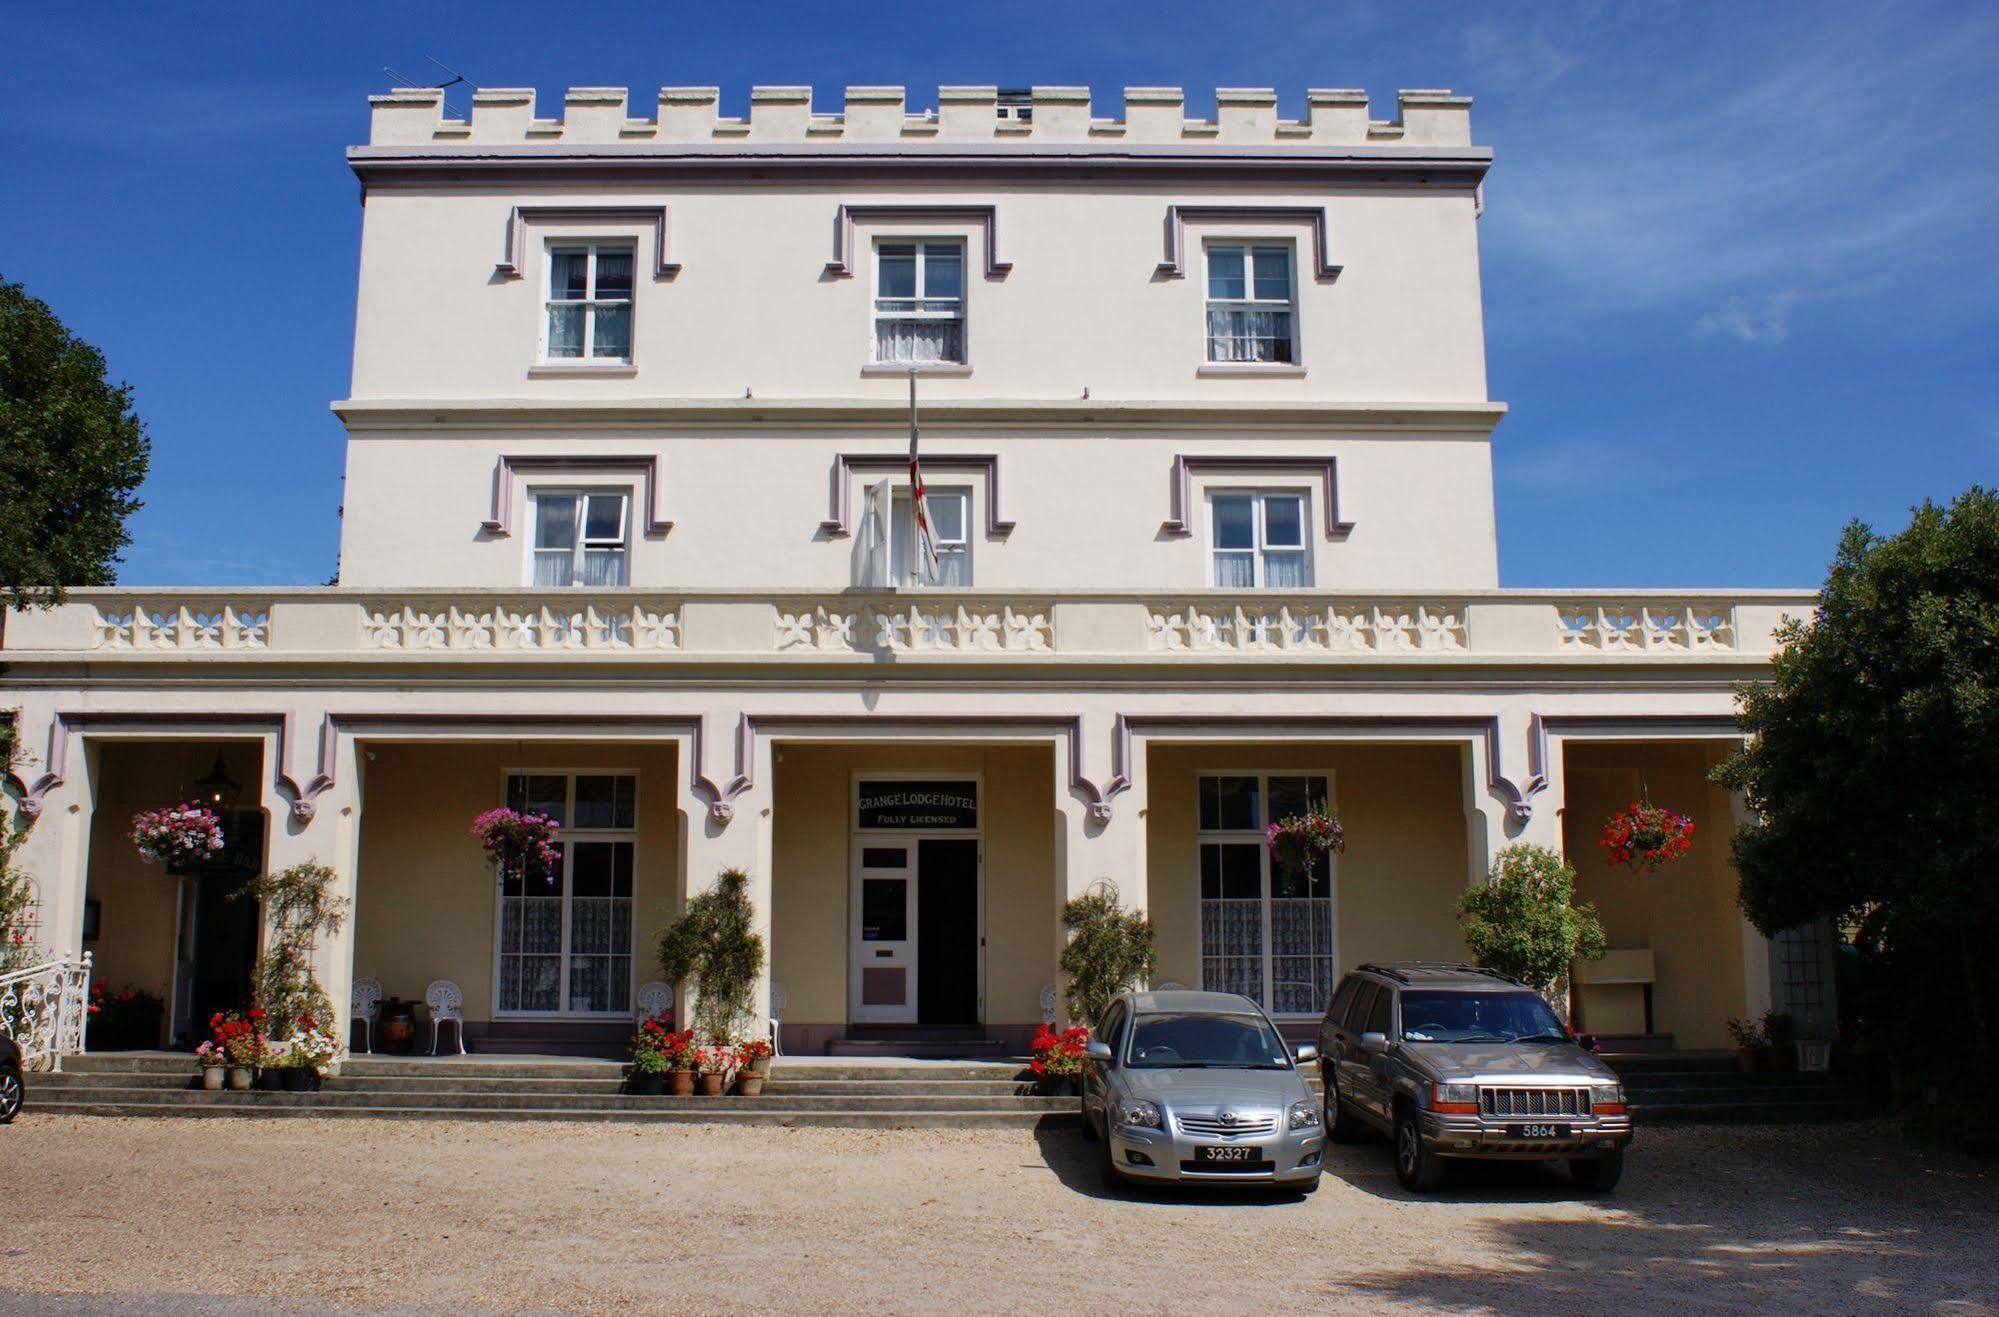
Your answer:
[907,369,939,581]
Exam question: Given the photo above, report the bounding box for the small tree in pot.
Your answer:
[655,867,767,1045]
[1458,845,1607,1013]
[1059,880,1158,1028]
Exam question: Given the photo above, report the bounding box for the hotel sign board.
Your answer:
[857,780,979,831]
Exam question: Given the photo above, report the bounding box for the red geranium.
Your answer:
[1030,1023,1091,1076]
[1600,801,1695,873]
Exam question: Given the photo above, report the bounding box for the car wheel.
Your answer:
[1393,1106,1444,1193]
[0,1065,21,1124]
[1324,1076,1365,1145]
[1097,1125,1127,1191]
[1570,1150,1623,1193]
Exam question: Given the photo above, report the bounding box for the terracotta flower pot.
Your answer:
[749,1054,772,1078]
[735,1073,766,1097]
[667,1069,696,1097]
[226,1066,253,1091]
[201,1067,225,1091]
[1734,1047,1761,1074]
[695,1072,726,1097]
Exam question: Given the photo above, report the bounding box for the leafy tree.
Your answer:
[656,868,765,1041]
[0,276,150,615]
[1458,845,1606,999]
[239,860,349,1038]
[1712,487,1999,1067]
[1059,881,1158,1026]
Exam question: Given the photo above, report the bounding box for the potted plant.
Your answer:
[1726,1016,1770,1073]
[693,1041,733,1097]
[469,806,562,886]
[286,1016,338,1092]
[209,1007,266,1091]
[654,868,767,1043]
[86,983,166,1051]
[1264,806,1346,871]
[734,1037,772,1096]
[1029,1023,1089,1095]
[1761,1009,1798,1072]
[194,1040,227,1090]
[1599,799,1695,873]
[664,1028,697,1096]
[1058,881,1158,1027]
[628,1011,675,1096]
[129,801,225,866]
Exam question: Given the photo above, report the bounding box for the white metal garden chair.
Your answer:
[424,979,467,1055]
[635,980,673,1022]
[768,981,788,1056]
[350,976,383,1054]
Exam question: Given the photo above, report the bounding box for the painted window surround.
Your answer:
[1159,454,1354,541]
[482,455,674,538]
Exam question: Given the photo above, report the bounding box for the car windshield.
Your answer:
[1126,1012,1291,1070]
[1399,990,1567,1044]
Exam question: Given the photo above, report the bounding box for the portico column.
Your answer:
[1052,728,1147,1026]
[673,724,774,1036]
[257,725,362,1055]
[1728,787,1774,1019]
[3,723,99,965]
[1463,715,1565,887]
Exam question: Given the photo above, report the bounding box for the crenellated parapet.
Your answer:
[365,85,1473,149]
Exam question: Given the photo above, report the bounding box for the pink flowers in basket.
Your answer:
[470,807,562,884]
[1264,809,1346,869]
[130,802,225,865]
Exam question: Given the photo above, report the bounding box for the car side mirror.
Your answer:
[1359,1031,1388,1053]
[1293,1043,1318,1064]
[1085,1040,1114,1063]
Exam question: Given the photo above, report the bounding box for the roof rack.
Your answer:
[1356,961,1523,987]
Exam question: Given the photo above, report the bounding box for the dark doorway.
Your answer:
[171,809,265,1044]
[916,838,979,1027]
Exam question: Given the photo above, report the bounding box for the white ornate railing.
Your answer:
[1556,602,1736,652]
[0,953,92,1072]
[363,601,682,651]
[91,605,269,650]
[775,602,1053,653]
[1148,601,1468,653]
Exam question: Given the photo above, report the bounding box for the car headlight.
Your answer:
[1289,1099,1321,1130]
[1116,1098,1163,1129]
[1431,1082,1480,1112]
[1590,1084,1626,1112]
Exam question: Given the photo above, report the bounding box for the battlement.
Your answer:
[364,85,1473,150]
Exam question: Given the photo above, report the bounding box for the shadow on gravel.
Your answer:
[1322,1131,1589,1204]
[1031,1118,1313,1207]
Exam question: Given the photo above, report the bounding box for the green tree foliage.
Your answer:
[1458,845,1606,997]
[239,860,349,1038]
[655,868,766,1041]
[1712,487,1999,1067]
[0,277,150,612]
[1059,881,1158,1026]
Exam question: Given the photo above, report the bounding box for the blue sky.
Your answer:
[5,1,1994,588]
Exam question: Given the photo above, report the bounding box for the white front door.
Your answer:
[850,839,918,1024]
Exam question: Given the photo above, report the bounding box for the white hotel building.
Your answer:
[1,83,1831,1056]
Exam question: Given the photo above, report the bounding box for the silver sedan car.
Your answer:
[1080,990,1323,1192]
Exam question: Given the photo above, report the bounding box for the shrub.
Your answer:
[1058,881,1158,1026]
[1458,845,1607,998]
[238,860,349,1039]
[655,868,766,1041]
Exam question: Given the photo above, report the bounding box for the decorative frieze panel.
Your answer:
[91,605,270,651]
[1147,602,1468,653]
[775,603,1053,653]
[363,602,681,651]
[1556,603,1736,653]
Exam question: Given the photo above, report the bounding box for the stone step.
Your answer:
[27,1084,1076,1114]
[25,1096,1075,1129]
[824,1039,1011,1059]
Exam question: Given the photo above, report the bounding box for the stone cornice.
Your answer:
[330,397,1510,433]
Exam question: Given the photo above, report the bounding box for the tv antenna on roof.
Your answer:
[383,55,471,119]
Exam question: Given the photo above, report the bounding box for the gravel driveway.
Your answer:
[1,1114,1993,1313]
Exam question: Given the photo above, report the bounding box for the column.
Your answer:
[256,721,362,1056]
[1050,723,1147,1025]
[3,711,98,965]
[1728,787,1774,1019]
[672,721,773,1036]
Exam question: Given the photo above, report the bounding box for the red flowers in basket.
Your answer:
[203,1007,267,1067]
[1030,1023,1090,1076]
[1600,800,1695,873]
[470,807,562,884]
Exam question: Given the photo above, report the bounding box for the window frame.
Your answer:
[541,240,636,364]
[527,487,632,588]
[872,238,968,366]
[492,768,640,1019]
[1206,488,1313,589]
[1202,240,1299,365]
[887,484,972,588]
[1195,770,1339,1019]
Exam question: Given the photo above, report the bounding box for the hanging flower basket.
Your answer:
[1265,809,1346,870]
[470,807,562,885]
[130,802,225,866]
[1600,800,1695,873]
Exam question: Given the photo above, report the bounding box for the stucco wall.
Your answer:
[81,741,267,1012]
[1146,741,1470,1014]
[353,741,681,1023]
[1564,740,1749,1050]
[769,743,1056,1044]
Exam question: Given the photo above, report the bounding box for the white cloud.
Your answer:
[1697,290,1801,344]
[1462,20,1584,89]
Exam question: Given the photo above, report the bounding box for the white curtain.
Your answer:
[876,318,964,364]
[1262,550,1308,588]
[1213,551,1255,589]
[1205,308,1294,363]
